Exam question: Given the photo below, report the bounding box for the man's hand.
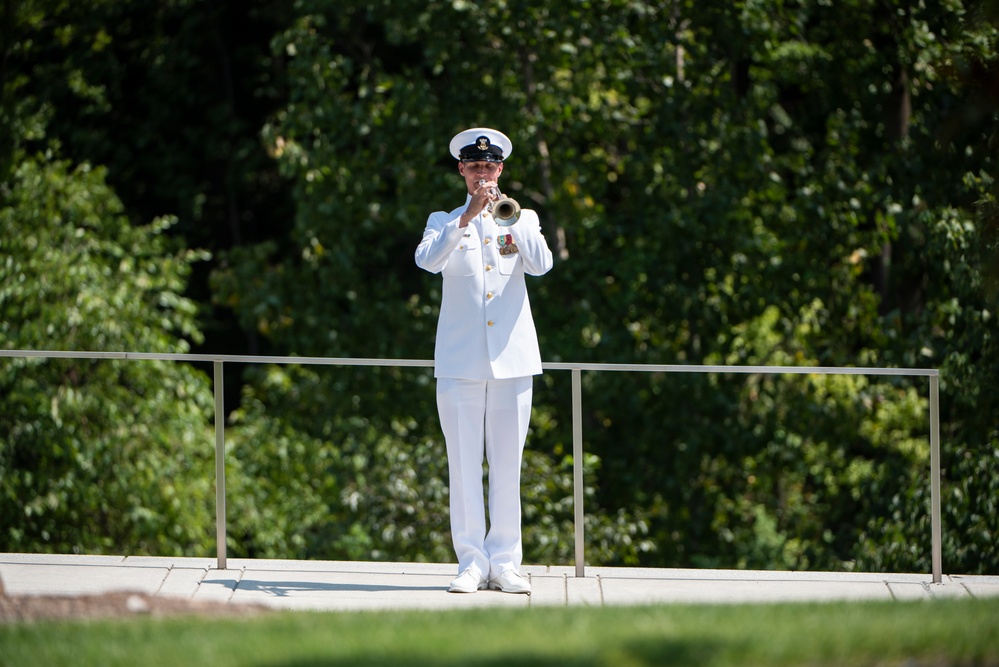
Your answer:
[460,180,499,227]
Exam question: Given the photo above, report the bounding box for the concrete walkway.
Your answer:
[2,553,998,612]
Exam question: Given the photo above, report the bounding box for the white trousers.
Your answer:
[436,376,533,579]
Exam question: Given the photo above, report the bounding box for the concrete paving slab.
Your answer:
[228,564,532,611]
[234,568,438,609]
[0,561,167,597]
[587,566,933,584]
[950,574,999,600]
[598,575,896,605]
[0,553,125,566]
[119,556,213,598]
[965,584,999,599]
[227,559,456,576]
[123,555,216,569]
[3,553,997,613]
[192,568,241,604]
[956,574,999,584]
[566,575,603,607]
[886,582,934,601]
[528,573,566,606]
[157,566,210,598]
[926,582,977,599]
[523,564,576,577]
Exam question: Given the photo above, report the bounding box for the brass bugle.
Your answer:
[480,179,522,226]
[493,195,521,225]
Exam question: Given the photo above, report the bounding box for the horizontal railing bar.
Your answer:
[124,352,437,367]
[0,350,130,360]
[0,350,938,376]
[542,362,938,376]
[0,350,435,367]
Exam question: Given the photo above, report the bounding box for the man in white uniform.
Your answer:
[415,128,554,594]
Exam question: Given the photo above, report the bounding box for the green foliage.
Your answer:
[220,364,451,561]
[0,155,216,555]
[214,0,998,573]
[3,0,997,574]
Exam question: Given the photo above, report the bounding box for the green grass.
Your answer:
[2,598,998,667]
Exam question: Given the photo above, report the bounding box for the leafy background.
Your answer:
[2,0,997,573]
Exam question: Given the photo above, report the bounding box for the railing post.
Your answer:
[572,368,585,577]
[214,361,227,570]
[930,374,942,584]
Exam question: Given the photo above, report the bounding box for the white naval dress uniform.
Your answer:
[415,194,553,581]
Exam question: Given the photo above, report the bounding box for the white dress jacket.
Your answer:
[415,195,554,380]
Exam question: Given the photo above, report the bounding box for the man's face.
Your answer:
[458,160,503,194]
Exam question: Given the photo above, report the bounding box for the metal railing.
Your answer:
[0,350,943,582]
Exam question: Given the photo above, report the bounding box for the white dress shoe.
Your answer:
[489,570,532,595]
[448,568,488,593]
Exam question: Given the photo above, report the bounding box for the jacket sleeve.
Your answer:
[415,212,465,274]
[508,209,554,276]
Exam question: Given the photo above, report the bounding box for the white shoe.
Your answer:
[448,568,487,593]
[489,570,531,595]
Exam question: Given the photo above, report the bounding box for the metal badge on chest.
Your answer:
[497,233,518,255]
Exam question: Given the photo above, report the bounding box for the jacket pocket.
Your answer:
[498,252,518,275]
[443,242,479,276]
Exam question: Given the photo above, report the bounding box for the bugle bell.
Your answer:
[480,179,522,226]
[492,196,521,225]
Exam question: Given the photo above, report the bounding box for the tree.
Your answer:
[0,154,217,555]
[214,0,997,572]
